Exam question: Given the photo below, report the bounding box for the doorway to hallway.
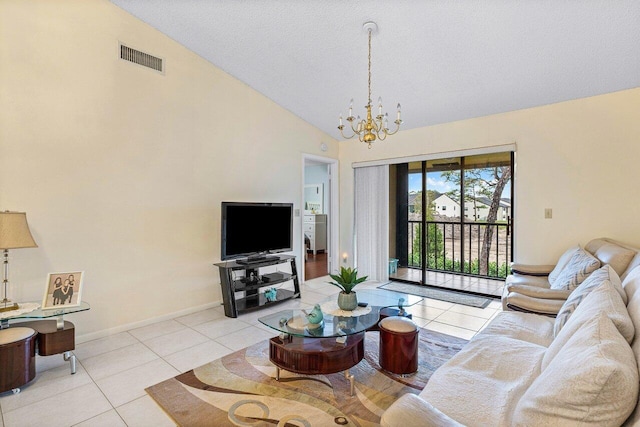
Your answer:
[302,155,338,281]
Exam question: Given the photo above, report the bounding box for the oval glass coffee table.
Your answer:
[258,289,422,396]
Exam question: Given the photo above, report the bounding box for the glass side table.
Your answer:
[1,301,90,374]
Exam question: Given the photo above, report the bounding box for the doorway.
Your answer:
[302,155,338,281]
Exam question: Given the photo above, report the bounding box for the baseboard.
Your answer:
[75,300,224,344]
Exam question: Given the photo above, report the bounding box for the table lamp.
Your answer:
[0,211,38,313]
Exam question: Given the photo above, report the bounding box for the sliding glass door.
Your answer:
[390,151,514,296]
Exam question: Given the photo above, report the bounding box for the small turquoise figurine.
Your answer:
[265,288,277,302]
[398,297,406,315]
[304,304,324,324]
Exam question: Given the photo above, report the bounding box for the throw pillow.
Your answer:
[553,265,611,337]
[549,247,600,291]
[547,244,580,284]
[513,313,639,427]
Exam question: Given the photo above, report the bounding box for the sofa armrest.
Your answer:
[506,284,572,300]
[381,394,464,427]
[505,292,565,316]
[510,262,555,276]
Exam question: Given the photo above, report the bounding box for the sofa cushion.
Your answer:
[549,247,600,291]
[420,335,545,427]
[594,242,636,278]
[620,266,640,426]
[544,277,634,370]
[623,253,640,282]
[623,265,640,321]
[380,394,464,427]
[479,311,555,347]
[503,292,565,315]
[586,238,640,281]
[513,313,638,427]
[548,244,580,284]
[553,265,623,336]
[505,274,550,288]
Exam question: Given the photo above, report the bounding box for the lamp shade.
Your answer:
[0,212,38,250]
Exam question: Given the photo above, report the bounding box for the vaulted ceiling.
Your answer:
[110,1,640,140]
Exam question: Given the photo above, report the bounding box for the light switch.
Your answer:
[294,209,300,217]
[545,208,552,219]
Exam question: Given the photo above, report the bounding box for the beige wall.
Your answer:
[0,0,338,338]
[340,88,640,266]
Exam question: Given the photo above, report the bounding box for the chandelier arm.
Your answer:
[383,122,402,136]
[338,126,356,139]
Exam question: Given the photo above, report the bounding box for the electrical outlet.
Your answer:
[545,208,552,219]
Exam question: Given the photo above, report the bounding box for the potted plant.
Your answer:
[328,267,368,311]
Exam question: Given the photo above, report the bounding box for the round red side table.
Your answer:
[0,327,37,393]
[379,316,419,375]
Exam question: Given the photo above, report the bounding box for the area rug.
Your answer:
[379,281,494,308]
[146,329,467,426]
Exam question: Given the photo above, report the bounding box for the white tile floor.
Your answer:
[391,268,505,297]
[0,276,503,426]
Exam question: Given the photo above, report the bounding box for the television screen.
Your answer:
[221,202,293,260]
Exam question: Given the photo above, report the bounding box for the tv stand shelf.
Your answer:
[215,255,300,318]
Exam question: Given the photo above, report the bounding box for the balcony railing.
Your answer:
[407,220,511,279]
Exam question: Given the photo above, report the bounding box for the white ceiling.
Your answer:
[110,1,640,140]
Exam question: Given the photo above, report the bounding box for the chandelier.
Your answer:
[338,22,402,149]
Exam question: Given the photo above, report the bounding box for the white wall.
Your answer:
[340,88,640,265]
[0,0,338,338]
[433,194,460,218]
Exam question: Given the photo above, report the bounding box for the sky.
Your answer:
[409,170,512,197]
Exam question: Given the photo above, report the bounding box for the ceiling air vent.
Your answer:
[120,43,163,73]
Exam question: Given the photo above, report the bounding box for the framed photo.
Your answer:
[42,271,84,310]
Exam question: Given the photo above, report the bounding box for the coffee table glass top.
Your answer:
[259,289,422,338]
[348,289,422,309]
[10,301,91,319]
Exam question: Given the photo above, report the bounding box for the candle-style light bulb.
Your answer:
[349,99,354,117]
[396,103,401,121]
[339,114,343,126]
[384,113,389,130]
[378,96,383,115]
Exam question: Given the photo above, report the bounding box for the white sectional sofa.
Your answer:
[503,238,640,314]
[381,240,640,427]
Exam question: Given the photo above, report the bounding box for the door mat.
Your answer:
[379,281,494,308]
[146,329,467,426]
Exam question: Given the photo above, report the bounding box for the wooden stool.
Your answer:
[379,316,419,375]
[12,320,77,374]
[0,327,37,393]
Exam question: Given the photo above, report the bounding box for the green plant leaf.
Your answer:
[326,267,366,294]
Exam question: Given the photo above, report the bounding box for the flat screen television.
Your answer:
[221,202,293,262]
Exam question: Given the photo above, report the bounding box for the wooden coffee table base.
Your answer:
[269,332,365,396]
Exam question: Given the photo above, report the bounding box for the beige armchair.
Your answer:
[502,238,640,315]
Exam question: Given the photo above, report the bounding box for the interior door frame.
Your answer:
[301,154,339,282]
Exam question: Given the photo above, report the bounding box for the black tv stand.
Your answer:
[215,255,300,318]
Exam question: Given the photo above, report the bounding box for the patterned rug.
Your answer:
[379,281,494,308]
[146,329,467,427]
